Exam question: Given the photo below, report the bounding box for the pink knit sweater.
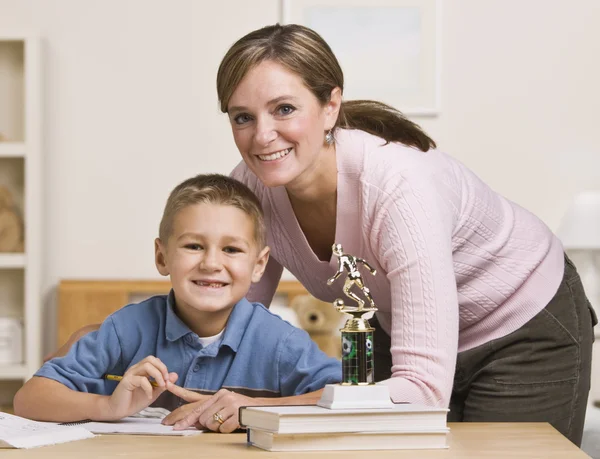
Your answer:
[231,128,565,407]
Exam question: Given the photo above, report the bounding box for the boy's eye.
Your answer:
[277,104,295,116]
[185,244,203,251]
[223,246,242,254]
[233,113,252,125]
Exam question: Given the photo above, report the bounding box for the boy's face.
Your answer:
[154,202,269,336]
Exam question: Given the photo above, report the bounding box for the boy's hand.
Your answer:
[104,356,177,420]
[164,383,259,433]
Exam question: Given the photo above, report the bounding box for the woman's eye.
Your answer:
[233,113,252,125]
[277,105,295,116]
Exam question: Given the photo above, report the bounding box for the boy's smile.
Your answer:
[155,202,269,337]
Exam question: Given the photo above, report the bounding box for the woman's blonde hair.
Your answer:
[217,23,436,152]
[159,174,266,248]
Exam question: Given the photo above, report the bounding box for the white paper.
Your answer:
[0,411,95,449]
[80,417,203,436]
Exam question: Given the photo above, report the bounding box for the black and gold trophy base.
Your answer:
[318,307,393,410]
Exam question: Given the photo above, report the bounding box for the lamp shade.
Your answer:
[557,191,600,249]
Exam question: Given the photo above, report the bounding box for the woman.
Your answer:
[52,24,595,444]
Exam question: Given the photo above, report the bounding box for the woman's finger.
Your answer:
[166,382,208,403]
[173,399,214,430]
[202,403,238,433]
[162,403,196,425]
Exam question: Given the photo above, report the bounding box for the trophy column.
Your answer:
[341,313,374,385]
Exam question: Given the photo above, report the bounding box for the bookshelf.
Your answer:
[0,32,42,390]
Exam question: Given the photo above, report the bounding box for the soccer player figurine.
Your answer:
[327,243,377,312]
[327,243,378,385]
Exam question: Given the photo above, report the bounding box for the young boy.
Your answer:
[14,174,341,428]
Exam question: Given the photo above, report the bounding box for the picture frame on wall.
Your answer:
[281,0,441,116]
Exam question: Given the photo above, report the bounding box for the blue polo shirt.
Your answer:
[36,292,341,407]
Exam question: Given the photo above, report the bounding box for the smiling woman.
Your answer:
[219,23,594,446]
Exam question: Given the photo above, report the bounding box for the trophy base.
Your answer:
[317,383,394,410]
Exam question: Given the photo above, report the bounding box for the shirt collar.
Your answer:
[219,297,254,353]
[164,290,193,342]
[164,290,255,351]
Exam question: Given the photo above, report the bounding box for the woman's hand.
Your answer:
[103,356,177,421]
[163,382,260,433]
[43,324,101,362]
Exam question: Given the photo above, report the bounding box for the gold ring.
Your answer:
[213,411,225,425]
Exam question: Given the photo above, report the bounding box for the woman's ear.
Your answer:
[324,87,342,130]
[252,246,271,283]
[155,238,170,276]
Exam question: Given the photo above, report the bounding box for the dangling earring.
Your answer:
[324,130,334,145]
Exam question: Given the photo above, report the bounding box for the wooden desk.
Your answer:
[4,423,590,458]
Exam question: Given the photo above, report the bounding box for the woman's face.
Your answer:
[227,60,340,189]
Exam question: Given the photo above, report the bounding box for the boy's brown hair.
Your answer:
[159,174,266,248]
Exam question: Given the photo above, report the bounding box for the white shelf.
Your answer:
[0,254,25,269]
[0,363,27,380]
[0,33,42,389]
[0,142,25,158]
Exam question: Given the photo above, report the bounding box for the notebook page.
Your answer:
[0,412,95,449]
[80,417,204,436]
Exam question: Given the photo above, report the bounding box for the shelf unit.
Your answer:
[0,32,42,386]
[0,142,26,158]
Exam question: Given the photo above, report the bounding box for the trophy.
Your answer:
[317,244,393,410]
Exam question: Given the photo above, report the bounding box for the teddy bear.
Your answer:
[0,185,25,252]
[290,294,343,359]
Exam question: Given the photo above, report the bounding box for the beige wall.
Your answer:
[0,0,599,354]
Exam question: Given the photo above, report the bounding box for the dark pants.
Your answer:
[372,254,597,446]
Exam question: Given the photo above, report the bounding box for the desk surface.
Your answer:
[4,423,590,458]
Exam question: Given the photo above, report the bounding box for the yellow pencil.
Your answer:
[104,374,160,388]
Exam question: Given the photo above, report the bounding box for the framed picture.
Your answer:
[282,0,441,116]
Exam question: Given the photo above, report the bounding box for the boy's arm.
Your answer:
[278,328,342,396]
[43,323,101,362]
[13,376,110,422]
[14,316,123,421]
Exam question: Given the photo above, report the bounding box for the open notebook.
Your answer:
[1,408,203,449]
[66,417,203,436]
[0,411,95,449]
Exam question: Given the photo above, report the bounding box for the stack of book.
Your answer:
[239,403,449,452]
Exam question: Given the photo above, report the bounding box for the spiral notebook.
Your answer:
[60,407,203,436]
[0,411,95,449]
[65,417,203,436]
[1,408,202,449]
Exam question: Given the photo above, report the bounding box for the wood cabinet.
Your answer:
[57,280,309,347]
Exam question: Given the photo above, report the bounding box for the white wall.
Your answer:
[0,0,599,354]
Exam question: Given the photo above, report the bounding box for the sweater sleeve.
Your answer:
[369,178,459,407]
